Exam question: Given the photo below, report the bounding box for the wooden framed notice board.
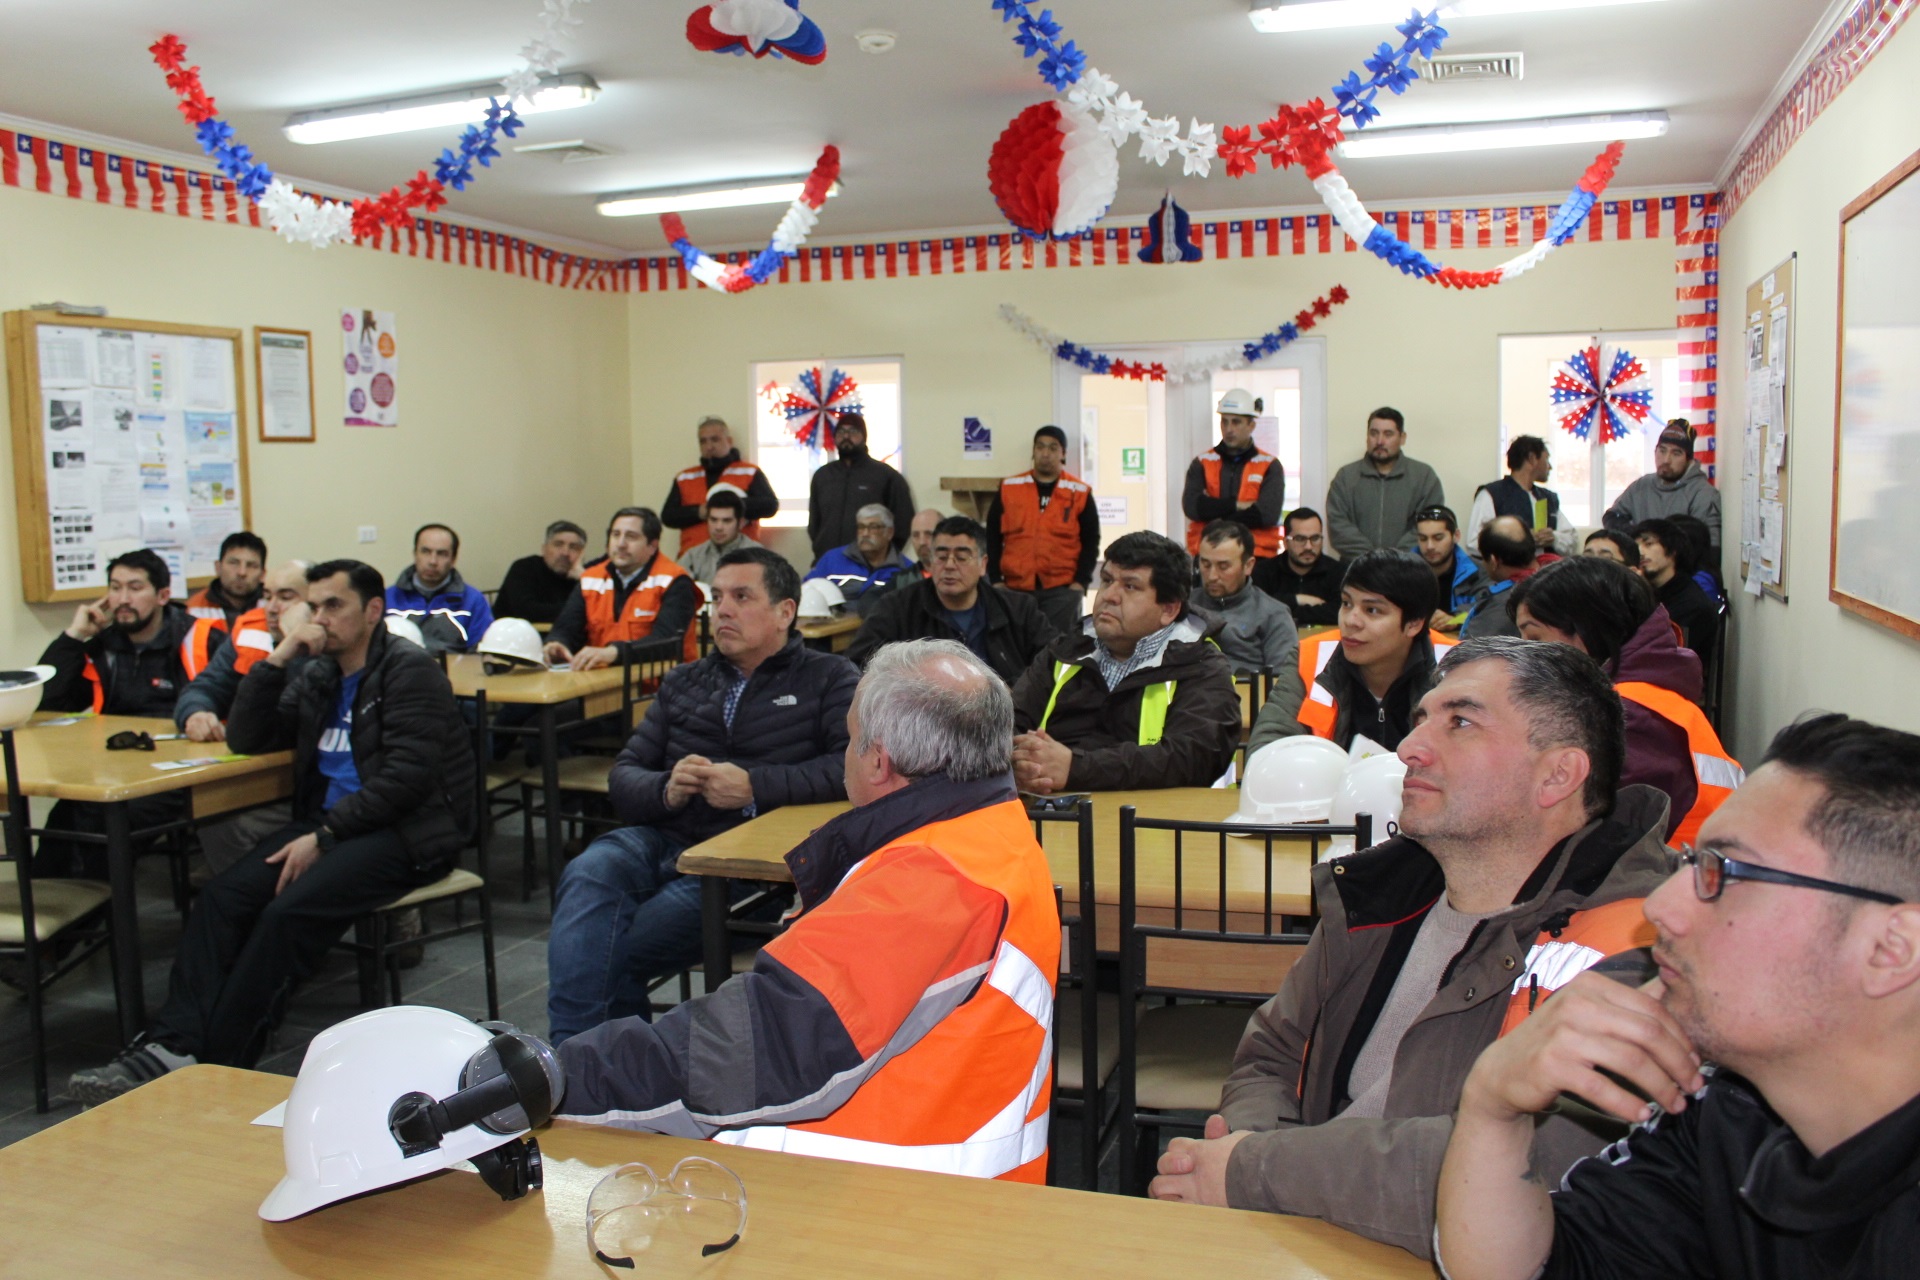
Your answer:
[1739,256,1794,602]
[6,310,252,604]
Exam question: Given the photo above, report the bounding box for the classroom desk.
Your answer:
[7,712,294,1041]
[678,788,1328,993]
[445,655,632,906]
[797,613,862,653]
[0,1065,1428,1279]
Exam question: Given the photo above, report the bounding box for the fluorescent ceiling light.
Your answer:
[596,178,842,218]
[1250,0,1672,34]
[283,74,598,145]
[1335,110,1668,157]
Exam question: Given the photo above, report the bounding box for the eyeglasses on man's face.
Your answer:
[1286,533,1322,546]
[1675,844,1903,906]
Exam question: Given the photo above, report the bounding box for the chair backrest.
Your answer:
[1,727,40,948]
[1025,796,1095,988]
[1117,806,1373,1004]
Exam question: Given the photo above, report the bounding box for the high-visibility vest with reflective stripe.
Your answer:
[1186,450,1281,557]
[1614,681,1744,846]
[1296,630,1456,740]
[580,556,701,663]
[227,606,275,677]
[674,460,766,550]
[997,470,1092,591]
[712,800,1060,1182]
[1498,897,1657,1036]
[1040,662,1175,745]
[179,618,226,681]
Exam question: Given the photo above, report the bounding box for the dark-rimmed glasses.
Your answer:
[1676,844,1903,906]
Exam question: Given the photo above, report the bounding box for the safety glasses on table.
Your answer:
[106,730,156,751]
[1675,844,1903,905]
[586,1156,746,1269]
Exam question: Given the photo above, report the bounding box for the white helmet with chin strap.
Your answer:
[477,617,545,674]
[259,1006,563,1221]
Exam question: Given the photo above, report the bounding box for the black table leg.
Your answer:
[701,875,731,996]
[540,708,563,910]
[103,802,144,1043]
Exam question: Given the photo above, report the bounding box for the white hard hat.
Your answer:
[260,1006,564,1222]
[478,617,545,674]
[706,482,749,502]
[1217,387,1258,417]
[1228,734,1350,824]
[384,615,426,649]
[798,578,845,619]
[1328,752,1407,857]
[0,665,56,731]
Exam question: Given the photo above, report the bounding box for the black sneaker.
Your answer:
[68,1038,196,1105]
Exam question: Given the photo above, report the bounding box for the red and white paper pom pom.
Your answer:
[988,100,1118,241]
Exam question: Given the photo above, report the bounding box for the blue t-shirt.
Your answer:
[318,670,364,811]
[943,601,989,661]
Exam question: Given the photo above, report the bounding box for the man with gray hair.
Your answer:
[558,639,1062,1184]
[1148,636,1673,1257]
[804,502,909,616]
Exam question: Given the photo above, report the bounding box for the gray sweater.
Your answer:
[1602,460,1723,548]
[1187,584,1298,676]
[1325,454,1446,558]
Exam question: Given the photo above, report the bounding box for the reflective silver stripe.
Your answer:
[188,605,225,620]
[236,628,272,652]
[581,578,613,594]
[1307,637,1338,706]
[428,607,472,643]
[1508,939,1606,995]
[1695,753,1745,791]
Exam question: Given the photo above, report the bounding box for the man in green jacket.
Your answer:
[1326,407,1447,558]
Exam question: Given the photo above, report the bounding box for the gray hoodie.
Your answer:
[1324,454,1446,558]
[1602,460,1722,548]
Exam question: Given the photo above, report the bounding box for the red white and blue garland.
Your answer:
[659,145,841,293]
[985,2,1629,286]
[1550,343,1654,443]
[1000,285,1349,385]
[782,367,864,449]
[146,0,588,248]
[686,0,827,62]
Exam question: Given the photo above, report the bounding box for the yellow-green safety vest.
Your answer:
[1039,662,1176,746]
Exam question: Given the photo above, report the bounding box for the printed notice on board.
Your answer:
[341,308,399,427]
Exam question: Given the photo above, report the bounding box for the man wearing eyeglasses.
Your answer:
[803,503,909,618]
[846,516,1054,684]
[1151,638,1673,1259]
[1435,713,1920,1278]
[1255,507,1342,628]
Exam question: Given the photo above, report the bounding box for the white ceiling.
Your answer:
[0,0,1827,253]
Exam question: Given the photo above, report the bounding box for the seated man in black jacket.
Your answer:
[68,560,476,1101]
[547,547,861,1044]
[1255,507,1342,628]
[493,520,587,625]
[33,547,213,879]
[1437,714,1920,1279]
[846,516,1054,684]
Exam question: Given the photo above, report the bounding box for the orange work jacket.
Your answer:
[674,460,766,551]
[997,470,1092,591]
[580,556,700,663]
[1296,630,1456,739]
[1615,681,1744,847]
[1498,897,1659,1036]
[1186,450,1281,557]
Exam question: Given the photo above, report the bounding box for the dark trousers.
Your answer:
[32,794,190,880]
[146,821,442,1066]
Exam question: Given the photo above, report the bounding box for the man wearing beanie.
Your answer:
[1602,420,1722,561]
[987,424,1099,635]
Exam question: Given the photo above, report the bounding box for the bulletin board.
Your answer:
[5,310,252,604]
[1739,256,1794,602]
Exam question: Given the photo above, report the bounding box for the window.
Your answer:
[752,358,903,528]
[1498,332,1685,530]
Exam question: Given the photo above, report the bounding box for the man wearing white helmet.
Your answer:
[1148,638,1672,1261]
[1182,388,1286,562]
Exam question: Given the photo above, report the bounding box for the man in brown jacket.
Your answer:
[1148,636,1673,1258]
[1009,531,1238,792]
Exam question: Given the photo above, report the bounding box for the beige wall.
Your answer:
[1717,15,1920,760]
[0,181,632,665]
[626,231,1680,572]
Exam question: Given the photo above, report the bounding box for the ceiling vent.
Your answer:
[1415,51,1524,83]
[512,139,617,163]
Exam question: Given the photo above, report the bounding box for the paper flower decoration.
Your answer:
[1138,194,1202,264]
[1551,343,1655,443]
[687,0,827,62]
[987,100,1119,241]
[783,367,864,450]
[661,145,840,293]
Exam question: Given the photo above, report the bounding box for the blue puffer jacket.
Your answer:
[804,543,908,616]
[385,567,495,654]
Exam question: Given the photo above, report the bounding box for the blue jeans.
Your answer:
[546,825,755,1044]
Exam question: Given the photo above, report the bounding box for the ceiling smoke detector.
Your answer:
[854,29,897,54]
[1415,51,1525,83]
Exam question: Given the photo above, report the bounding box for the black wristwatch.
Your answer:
[313,825,338,853]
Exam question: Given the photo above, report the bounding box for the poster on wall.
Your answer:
[963,417,993,459]
[341,308,398,428]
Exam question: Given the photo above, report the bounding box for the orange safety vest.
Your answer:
[1296,630,1457,739]
[580,556,701,663]
[1186,450,1282,558]
[674,460,766,551]
[227,606,276,677]
[997,469,1092,591]
[1614,681,1745,847]
[712,799,1059,1182]
[1498,897,1657,1036]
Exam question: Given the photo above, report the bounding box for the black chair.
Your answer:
[1026,795,1105,1189]
[1,727,115,1113]
[1113,806,1373,1193]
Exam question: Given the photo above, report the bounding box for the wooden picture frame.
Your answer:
[254,326,316,443]
[1831,146,1920,641]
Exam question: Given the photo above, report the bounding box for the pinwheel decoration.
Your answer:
[782,367,864,450]
[687,0,827,62]
[1550,344,1655,444]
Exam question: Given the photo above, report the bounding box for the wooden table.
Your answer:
[445,655,634,906]
[796,613,861,653]
[678,788,1329,992]
[7,712,294,1040]
[0,1066,1427,1278]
